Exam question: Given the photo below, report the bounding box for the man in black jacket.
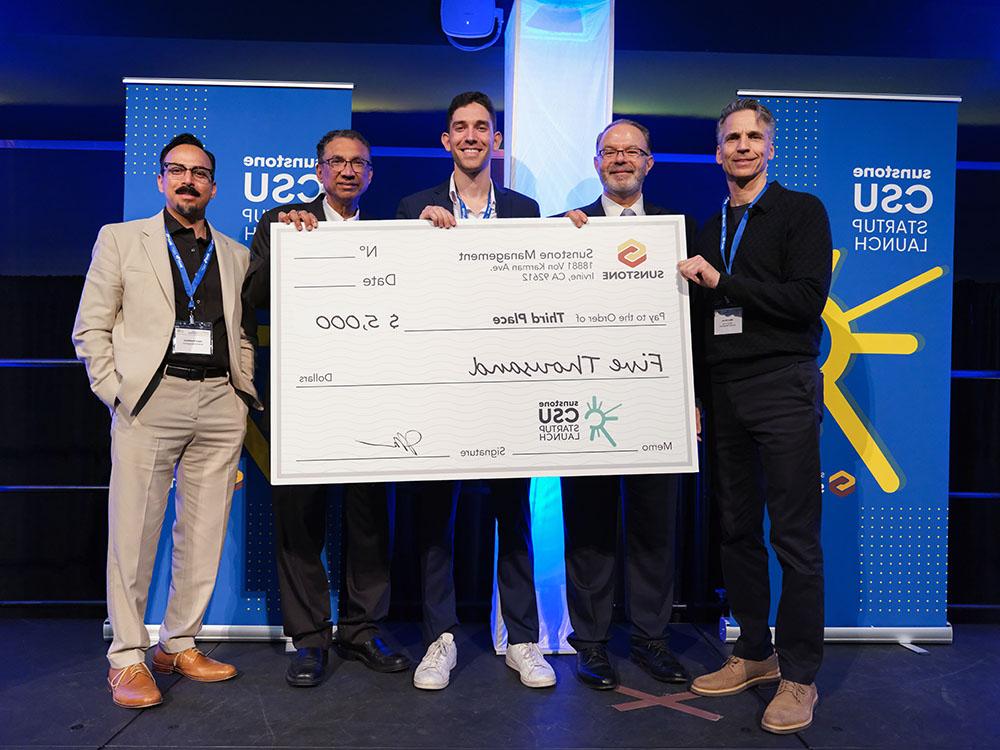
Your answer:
[561,119,695,690]
[244,129,409,687]
[395,91,554,692]
[678,98,832,734]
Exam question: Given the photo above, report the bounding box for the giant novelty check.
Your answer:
[270,216,698,484]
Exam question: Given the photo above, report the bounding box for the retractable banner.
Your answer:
[122,78,352,634]
[731,91,959,641]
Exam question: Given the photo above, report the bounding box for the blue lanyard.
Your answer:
[165,229,215,323]
[720,182,769,275]
[457,184,494,220]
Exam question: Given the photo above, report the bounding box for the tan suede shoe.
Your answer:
[761,679,818,734]
[152,645,237,682]
[690,653,780,696]
[108,663,162,708]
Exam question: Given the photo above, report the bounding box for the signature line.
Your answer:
[511,449,639,455]
[296,455,450,462]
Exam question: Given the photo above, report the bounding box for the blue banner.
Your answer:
[125,79,353,629]
[124,79,352,243]
[746,92,958,633]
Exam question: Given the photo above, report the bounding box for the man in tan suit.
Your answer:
[73,133,259,709]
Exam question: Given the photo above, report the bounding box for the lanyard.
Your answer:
[720,182,769,275]
[456,184,494,220]
[165,229,215,323]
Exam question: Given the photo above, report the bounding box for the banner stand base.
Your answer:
[722,618,953,644]
[104,620,336,651]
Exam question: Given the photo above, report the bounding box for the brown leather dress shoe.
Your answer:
[108,663,163,708]
[152,645,237,682]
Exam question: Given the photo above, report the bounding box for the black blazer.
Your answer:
[396,178,541,220]
[575,196,697,249]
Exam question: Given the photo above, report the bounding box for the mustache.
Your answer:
[176,184,201,197]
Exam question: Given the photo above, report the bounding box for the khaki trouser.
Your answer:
[105,372,247,669]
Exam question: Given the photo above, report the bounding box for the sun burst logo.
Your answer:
[584,395,621,447]
[821,249,946,493]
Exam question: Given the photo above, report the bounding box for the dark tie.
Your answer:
[621,208,636,216]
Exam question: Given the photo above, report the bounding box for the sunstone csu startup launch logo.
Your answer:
[538,396,621,446]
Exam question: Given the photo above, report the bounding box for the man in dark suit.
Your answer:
[243,129,409,687]
[560,119,696,690]
[395,91,555,691]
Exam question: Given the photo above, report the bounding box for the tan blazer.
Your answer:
[72,212,260,415]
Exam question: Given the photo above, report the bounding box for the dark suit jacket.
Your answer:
[575,196,696,249]
[396,178,541,220]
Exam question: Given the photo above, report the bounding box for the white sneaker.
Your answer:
[413,632,457,690]
[505,642,556,688]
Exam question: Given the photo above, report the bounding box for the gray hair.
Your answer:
[595,119,651,154]
[716,98,775,144]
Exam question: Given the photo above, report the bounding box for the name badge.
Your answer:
[714,307,743,336]
[173,321,213,355]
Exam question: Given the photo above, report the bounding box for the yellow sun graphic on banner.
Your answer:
[821,249,946,493]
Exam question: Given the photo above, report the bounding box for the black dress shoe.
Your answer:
[286,647,328,687]
[575,645,619,690]
[334,636,411,673]
[629,640,690,684]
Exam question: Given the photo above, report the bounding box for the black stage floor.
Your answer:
[1,619,996,750]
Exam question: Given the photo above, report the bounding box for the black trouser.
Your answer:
[711,360,825,685]
[271,482,390,649]
[398,480,458,646]
[484,478,539,646]
[399,478,539,646]
[561,474,679,649]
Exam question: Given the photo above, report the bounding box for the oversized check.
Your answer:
[270,216,698,484]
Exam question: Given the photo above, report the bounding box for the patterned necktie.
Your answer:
[621,208,636,216]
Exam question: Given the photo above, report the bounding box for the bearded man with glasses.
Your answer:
[73,133,259,708]
[559,119,697,690]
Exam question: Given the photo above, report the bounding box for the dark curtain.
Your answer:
[948,281,1000,611]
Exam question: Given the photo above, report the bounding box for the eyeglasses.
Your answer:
[162,162,214,183]
[598,147,650,161]
[320,156,372,172]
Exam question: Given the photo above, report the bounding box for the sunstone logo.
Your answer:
[604,241,663,281]
[617,239,647,268]
[602,268,665,280]
[828,470,857,497]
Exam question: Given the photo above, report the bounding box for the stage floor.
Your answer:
[0,619,996,750]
